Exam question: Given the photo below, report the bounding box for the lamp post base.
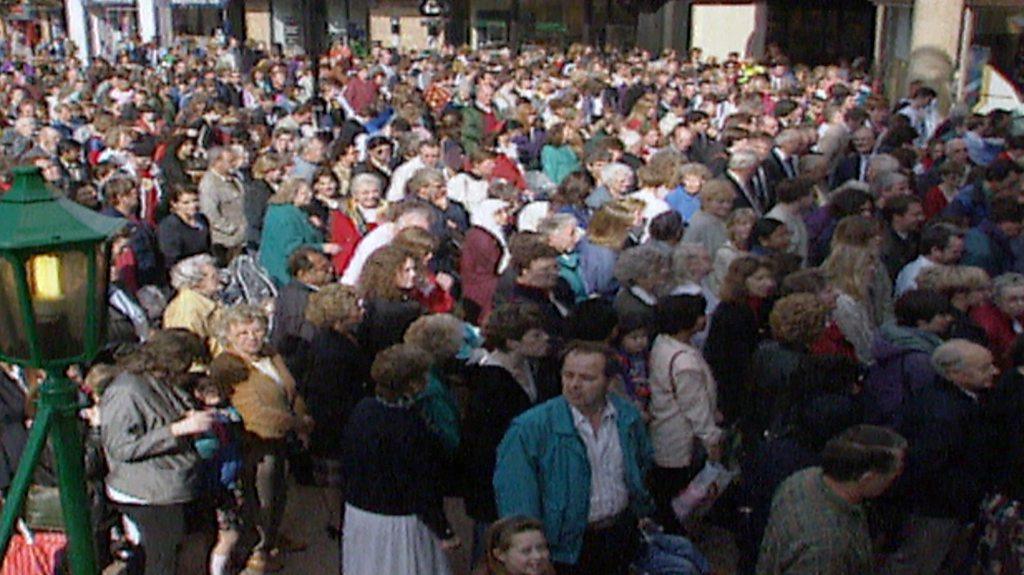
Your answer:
[0,375,97,575]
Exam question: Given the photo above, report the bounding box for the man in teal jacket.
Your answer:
[493,341,655,574]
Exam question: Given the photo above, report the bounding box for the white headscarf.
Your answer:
[471,198,511,273]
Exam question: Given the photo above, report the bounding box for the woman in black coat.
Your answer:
[156,185,211,269]
[356,245,425,358]
[460,303,557,563]
[299,285,372,486]
[704,255,776,425]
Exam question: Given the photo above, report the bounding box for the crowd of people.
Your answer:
[0,29,1023,575]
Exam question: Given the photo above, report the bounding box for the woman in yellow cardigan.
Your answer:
[218,304,313,574]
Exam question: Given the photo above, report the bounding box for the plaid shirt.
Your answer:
[757,467,874,575]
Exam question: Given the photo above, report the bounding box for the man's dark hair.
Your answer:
[920,223,962,256]
[843,107,868,124]
[484,302,547,351]
[560,339,619,379]
[985,158,1022,183]
[829,187,872,218]
[989,195,1024,224]
[509,232,560,275]
[821,425,907,482]
[685,110,709,125]
[566,299,618,342]
[287,246,326,277]
[881,194,921,223]
[654,294,707,335]
[773,99,798,119]
[775,177,814,204]
[913,86,938,100]
[751,217,785,249]
[648,211,684,244]
[895,289,952,327]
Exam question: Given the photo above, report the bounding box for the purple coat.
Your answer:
[863,325,941,427]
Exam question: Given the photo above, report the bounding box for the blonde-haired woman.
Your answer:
[683,179,735,263]
[709,208,757,296]
[668,162,714,224]
[578,198,644,299]
[823,242,881,365]
[259,177,340,286]
[219,304,313,572]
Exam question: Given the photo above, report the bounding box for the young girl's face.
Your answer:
[196,388,224,408]
[621,329,650,355]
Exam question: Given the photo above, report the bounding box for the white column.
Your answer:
[137,0,158,44]
[157,0,174,47]
[65,0,91,62]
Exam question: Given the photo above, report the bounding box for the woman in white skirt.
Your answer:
[340,343,460,574]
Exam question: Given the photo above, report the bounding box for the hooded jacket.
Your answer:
[863,323,941,427]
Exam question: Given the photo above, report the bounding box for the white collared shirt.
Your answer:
[570,402,629,523]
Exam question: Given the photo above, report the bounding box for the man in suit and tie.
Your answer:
[830,126,877,189]
[720,149,764,216]
[761,129,803,207]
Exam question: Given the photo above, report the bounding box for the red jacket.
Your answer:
[460,226,503,324]
[413,272,455,314]
[970,302,1019,369]
[491,155,527,190]
[328,208,377,276]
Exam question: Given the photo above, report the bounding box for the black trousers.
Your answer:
[554,512,640,575]
[118,502,186,575]
[649,464,699,535]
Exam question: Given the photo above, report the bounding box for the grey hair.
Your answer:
[931,339,982,380]
[217,303,270,345]
[297,137,323,156]
[169,254,217,290]
[600,162,632,184]
[207,146,230,166]
[536,213,577,237]
[871,170,908,196]
[993,272,1024,301]
[671,242,710,284]
[614,244,671,287]
[728,149,760,171]
[350,172,383,194]
[774,129,802,148]
[678,162,713,181]
[868,154,900,179]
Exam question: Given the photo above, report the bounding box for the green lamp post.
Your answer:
[0,166,124,574]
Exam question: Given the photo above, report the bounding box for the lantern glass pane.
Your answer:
[0,256,31,362]
[28,250,89,362]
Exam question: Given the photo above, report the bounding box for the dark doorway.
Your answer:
[766,0,876,66]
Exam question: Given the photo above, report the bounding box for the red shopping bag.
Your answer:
[1,532,66,575]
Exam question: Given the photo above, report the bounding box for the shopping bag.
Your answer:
[671,461,738,521]
[1,531,66,575]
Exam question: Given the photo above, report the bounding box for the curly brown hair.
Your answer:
[358,245,414,302]
[719,255,776,303]
[404,314,464,363]
[305,284,361,330]
[769,293,828,346]
[484,302,547,351]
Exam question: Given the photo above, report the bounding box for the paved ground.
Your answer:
[103,481,737,574]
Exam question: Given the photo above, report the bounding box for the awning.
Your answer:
[170,0,228,6]
[535,22,567,33]
[83,0,136,6]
